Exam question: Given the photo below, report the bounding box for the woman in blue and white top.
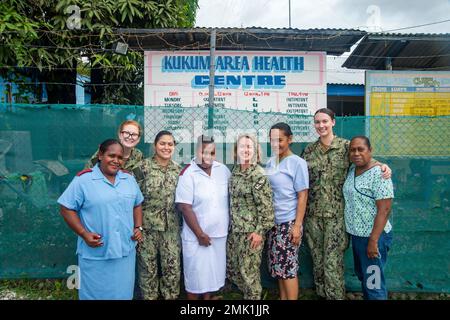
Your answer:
[343,136,394,300]
[266,122,309,300]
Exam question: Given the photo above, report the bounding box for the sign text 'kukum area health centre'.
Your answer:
[144,51,326,143]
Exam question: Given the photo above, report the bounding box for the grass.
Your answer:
[0,279,77,300]
[1,279,449,300]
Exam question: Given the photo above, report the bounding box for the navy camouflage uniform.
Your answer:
[228,164,274,300]
[136,157,182,300]
[302,136,350,300]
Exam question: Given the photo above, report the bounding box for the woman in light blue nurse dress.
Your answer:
[58,139,144,300]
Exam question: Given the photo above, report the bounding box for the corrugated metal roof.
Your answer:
[116,27,366,55]
[326,76,365,86]
[342,33,450,70]
[327,82,364,86]
[327,83,364,97]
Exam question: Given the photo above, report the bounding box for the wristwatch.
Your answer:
[134,226,143,232]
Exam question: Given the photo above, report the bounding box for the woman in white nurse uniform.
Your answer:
[176,135,231,300]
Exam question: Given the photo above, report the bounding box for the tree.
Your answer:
[0,0,199,104]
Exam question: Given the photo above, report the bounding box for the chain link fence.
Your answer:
[0,104,449,292]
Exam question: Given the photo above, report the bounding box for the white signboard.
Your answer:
[144,50,326,143]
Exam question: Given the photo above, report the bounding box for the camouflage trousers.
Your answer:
[304,215,349,300]
[136,230,181,300]
[226,232,264,300]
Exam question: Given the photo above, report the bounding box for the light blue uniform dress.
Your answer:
[58,164,144,300]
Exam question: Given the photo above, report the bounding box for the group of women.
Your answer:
[58,108,394,301]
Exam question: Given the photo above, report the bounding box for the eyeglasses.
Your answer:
[121,131,140,139]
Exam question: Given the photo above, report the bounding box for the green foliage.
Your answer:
[0,0,199,104]
[0,279,78,300]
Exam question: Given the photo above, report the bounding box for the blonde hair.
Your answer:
[117,120,142,138]
[233,134,262,164]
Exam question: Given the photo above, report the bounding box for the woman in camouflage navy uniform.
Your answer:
[85,120,144,177]
[302,108,391,300]
[136,131,182,300]
[228,134,274,300]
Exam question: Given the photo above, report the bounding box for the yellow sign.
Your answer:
[369,91,450,116]
[366,71,450,157]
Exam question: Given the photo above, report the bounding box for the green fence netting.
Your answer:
[0,104,449,293]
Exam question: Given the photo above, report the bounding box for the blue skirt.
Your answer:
[78,249,136,300]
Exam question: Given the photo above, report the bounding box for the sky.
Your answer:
[195,0,450,83]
